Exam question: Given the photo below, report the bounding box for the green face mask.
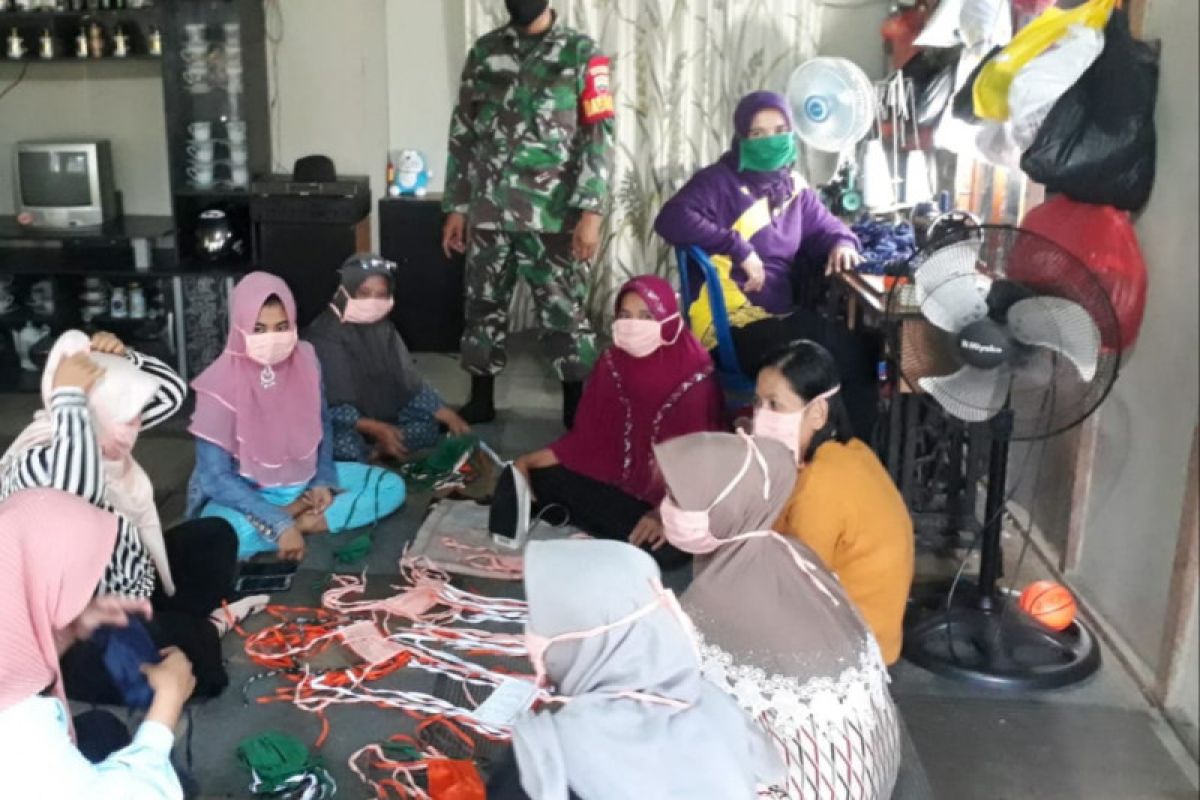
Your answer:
[738,132,798,172]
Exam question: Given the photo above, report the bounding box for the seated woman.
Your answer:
[0,329,247,699]
[305,253,470,463]
[654,90,880,439]
[754,340,914,665]
[187,272,405,562]
[514,276,723,569]
[487,539,783,800]
[655,432,901,800]
[0,489,196,800]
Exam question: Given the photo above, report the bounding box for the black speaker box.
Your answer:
[378,197,464,353]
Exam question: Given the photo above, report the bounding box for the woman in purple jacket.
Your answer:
[655,90,879,438]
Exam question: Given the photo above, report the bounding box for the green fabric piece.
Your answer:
[738,132,799,172]
[237,731,337,799]
[400,434,479,488]
[381,740,425,761]
[236,731,314,785]
[333,532,373,564]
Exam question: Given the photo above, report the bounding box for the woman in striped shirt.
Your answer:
[1,330,246,700]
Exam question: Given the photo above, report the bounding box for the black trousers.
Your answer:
[726,309,881,442]
[528,465,690,571]
[62,517,239,703]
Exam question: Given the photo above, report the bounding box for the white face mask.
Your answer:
[751,385,840,464]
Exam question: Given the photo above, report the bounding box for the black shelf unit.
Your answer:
[158,0,269,273]
[0,0,270,388]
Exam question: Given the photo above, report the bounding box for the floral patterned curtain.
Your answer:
[461,0,824,328]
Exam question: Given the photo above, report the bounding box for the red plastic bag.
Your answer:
[1020,195,1148,350]
[427,758,485,800]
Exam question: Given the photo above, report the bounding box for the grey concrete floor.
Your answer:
[1,338,1197,799]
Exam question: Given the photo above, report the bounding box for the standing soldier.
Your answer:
[442,0,615,429]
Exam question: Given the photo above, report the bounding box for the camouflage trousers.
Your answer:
[461,229,597,382]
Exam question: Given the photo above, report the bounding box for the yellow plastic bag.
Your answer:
[973,0,1115,121]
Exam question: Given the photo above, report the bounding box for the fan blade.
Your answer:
[919,364,1012,422]
[915,239,989,333]
[1007,297,1100,382]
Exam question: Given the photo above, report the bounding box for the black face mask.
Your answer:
[505,0,549,28]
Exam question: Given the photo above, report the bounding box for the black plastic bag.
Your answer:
[1020,9,1160,211]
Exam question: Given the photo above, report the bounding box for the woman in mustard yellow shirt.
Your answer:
[752,340,914,664]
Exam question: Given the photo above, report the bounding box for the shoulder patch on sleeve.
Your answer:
[580,55,615,125]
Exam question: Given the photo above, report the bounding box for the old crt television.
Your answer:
[13,139,118,228]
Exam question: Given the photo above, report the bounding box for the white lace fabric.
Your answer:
[700,635,901,800]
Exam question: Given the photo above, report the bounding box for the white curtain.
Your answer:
[461,0,824,329]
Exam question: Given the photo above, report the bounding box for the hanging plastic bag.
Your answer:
[1008,23,1104,149]
[1020,195,1148,351]
[1020,9,1160,211]
[973,0,1114,120]
[916,0,1011,50]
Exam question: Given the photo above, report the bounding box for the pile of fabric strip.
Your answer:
[851,215,918,276]
[231,555,536,798]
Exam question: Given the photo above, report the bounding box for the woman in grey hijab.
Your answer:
[304,254,469,462]
[489,538,783,800]
[655,432,900,800]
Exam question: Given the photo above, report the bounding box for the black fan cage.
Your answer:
[886,224,1121,440]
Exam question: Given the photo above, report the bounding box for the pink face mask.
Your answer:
[752,385,840,464]
[525,582,698,708]
[97,416,141,461]
[659,433,771,555]
[243,329,298,367]
[611,314,681,358]
[336,287,394,325]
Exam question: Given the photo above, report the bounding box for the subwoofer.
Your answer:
[379,197,464,353]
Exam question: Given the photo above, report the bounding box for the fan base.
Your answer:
[903,582,1101,691]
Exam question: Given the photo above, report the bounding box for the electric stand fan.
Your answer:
[889,224,1121,689]
[786,57,876,212]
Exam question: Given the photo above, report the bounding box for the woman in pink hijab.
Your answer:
[187,272,405,562]
[0,489,196,799]
[513,275,724,569]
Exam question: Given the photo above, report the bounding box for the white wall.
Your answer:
[385,0,465,193]
[266,0,390,241]
[0,61,169,215]
[818,0,891,79]
[1070,0,1200,676]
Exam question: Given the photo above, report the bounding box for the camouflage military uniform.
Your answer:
[443,16,614,382]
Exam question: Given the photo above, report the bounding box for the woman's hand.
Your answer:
[57,596,153,653]
[283,497,312,518]
[363,419,408,461]
[142,648,196,730]
[434,406,472,436]
[296,511,330,536]
[277,527,306,561]
[303,486,334,514]
[740,251,767,292]
[89,331,127,356]
[53,352,104,393]
[628,512,667,552]
[825,244,863,276]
